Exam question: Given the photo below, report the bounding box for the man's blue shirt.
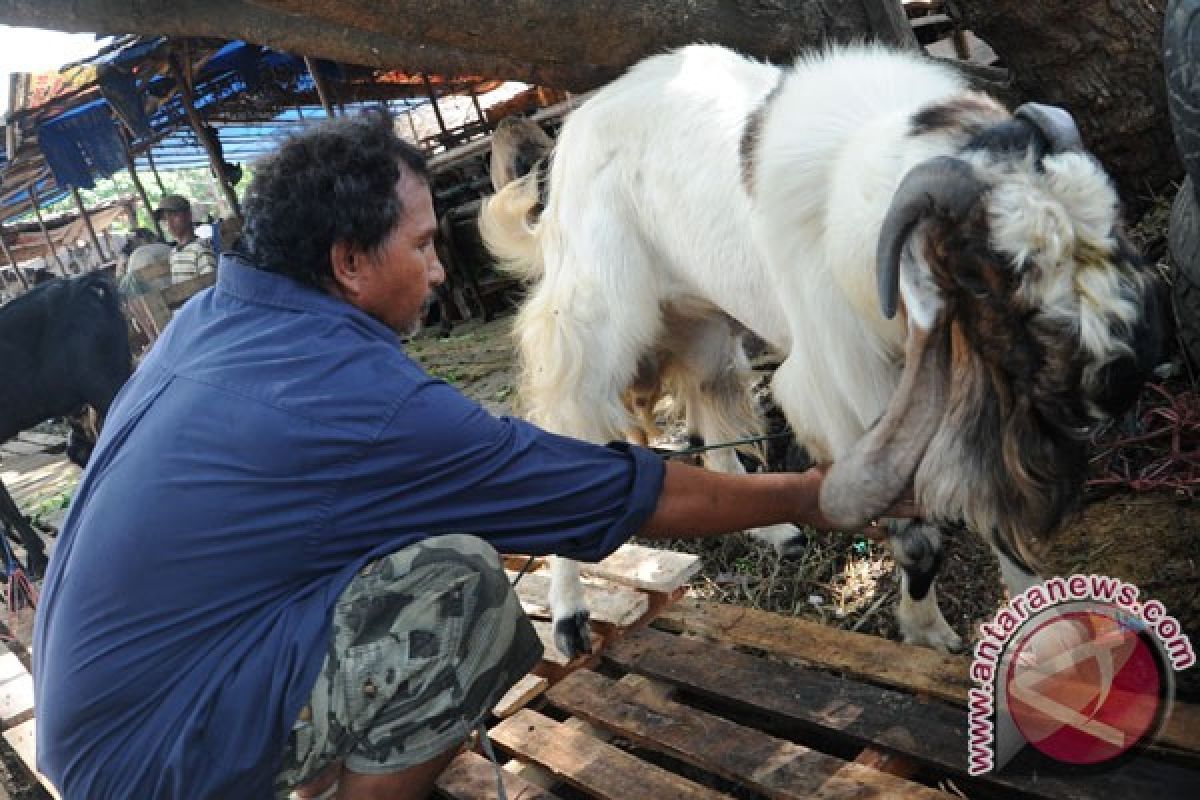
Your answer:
[33,255,665,799]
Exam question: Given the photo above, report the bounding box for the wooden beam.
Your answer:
[547,671,951,800]
[167,52,242,219]
[655,598,1200,765]
[69,185,109,266]
[437,751,563,800]
[303,56,338,117]
[0,229,30,290]
[145,148,168,195]
[26,183,67,275]
[860,0,920,49]
[119,130,164,239]
[491,710,730,800]
[469,87,490,133]
[606,627,1200,799]
[422,74,450,137]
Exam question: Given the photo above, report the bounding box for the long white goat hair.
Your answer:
[481,43,1159,657]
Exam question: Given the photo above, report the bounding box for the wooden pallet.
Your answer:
[0,542,699,799]
[0,641,58,799]
[439,598,1200,800]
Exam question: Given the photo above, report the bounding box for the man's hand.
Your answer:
[801,464,919,539]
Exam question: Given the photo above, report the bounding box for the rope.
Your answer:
[509,554,538,588]
[649,430,793,460]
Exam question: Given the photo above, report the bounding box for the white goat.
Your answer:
[481,44,1162,658]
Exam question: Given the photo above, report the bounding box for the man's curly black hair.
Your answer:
[239,110,429,290]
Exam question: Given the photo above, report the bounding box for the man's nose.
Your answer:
[429,257,446,287]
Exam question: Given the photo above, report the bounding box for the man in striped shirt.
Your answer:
[155,193,217,283]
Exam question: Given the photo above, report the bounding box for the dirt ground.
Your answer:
[406,311,1200,699]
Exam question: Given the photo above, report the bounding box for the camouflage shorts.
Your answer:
[273,534,542,795]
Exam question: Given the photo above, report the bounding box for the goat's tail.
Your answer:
[479,170,544,281]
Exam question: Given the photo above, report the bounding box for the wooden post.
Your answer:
[405,106,420,143]
[422,74,451,141]
[145,148,168,195]
[70,185,109,266]
[121,133,164,239]
[469,86,491,134]
[304,56,337,118]
[27,183,67,275]
[168,54,242,219]
[861,0,920,50]
[0,228,30,291]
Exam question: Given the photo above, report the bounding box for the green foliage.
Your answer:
[17,166,251,230]
[29,490,72,526]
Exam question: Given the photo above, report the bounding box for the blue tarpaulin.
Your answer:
[37,99,127,189]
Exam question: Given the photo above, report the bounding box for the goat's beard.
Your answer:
[915,348,1089,574]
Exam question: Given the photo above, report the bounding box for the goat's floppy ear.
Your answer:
[819,324,951,528]
[1014,103,1083,153]
[877,157,983,319]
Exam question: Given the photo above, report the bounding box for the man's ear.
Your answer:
[329,240,363,297]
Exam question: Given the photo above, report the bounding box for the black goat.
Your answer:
[0,273,132,577]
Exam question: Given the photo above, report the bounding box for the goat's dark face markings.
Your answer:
[885,132,1162,571]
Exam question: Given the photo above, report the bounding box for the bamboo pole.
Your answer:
[422,74,450,141]
[70,185,109,266]
[145,148,168,195]
[469,86,491,133]
[120,132,164,239]
[0,228,30,291]
[304,56,337,118]
[168,53,242,219]
[27,182,67,274]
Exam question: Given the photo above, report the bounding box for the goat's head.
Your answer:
[821,102,1163,572]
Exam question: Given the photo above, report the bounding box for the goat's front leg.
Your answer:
[889,520,963,653]
[548,555,591,659]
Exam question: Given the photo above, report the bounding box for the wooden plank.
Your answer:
[437,750,562,800]
[2,458,79,510]
[491,709,733,800]
[656,599,970,705]
[3,719,61,799]
[529,619,570,666]
[655,599,1200,763]
[1,441,43,457]
[503,716,613,791]
[0,646,32,728]
[580,543,701,592]
[0,671,33,729]
[508,569,649,626]
[14,432,64,449]
[492,673,548,719]
[547,670,950,800]
[606,627,1200,800]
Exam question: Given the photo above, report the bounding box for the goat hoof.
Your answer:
[775,533,810,559]
[748,523,807,558]
[553,611,592,660]
[901,626,963,654]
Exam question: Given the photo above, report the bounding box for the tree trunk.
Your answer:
[0,0,885,92]
[951,0,1177,213]
[2,0,1177,208]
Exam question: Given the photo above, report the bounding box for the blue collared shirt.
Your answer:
[33,255,664,799]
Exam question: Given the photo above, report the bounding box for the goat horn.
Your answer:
[876,156,984,320]
[1014,103,1083,153]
